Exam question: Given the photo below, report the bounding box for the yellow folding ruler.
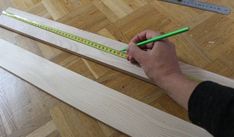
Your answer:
[2,11,127,59]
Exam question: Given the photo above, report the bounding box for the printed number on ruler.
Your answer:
[2,11,127,59]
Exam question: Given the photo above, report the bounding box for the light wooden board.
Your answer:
[0,7,147,81]
[0,8,234,89]
[0,39,211,137]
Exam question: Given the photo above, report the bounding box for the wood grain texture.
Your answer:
[0,8,234,89]
[25,120,57,137]
[0,39,211,137]
[0,1,234,136]
[0,7,148,81]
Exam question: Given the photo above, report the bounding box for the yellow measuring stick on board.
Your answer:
[2,11,127,59]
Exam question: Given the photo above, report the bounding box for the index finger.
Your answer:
[130,30,161,44]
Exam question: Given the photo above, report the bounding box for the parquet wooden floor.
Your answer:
[0,0,233,137]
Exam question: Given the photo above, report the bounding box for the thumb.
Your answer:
[127,43,147,64]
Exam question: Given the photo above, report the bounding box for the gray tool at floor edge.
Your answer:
[161,0,231,15]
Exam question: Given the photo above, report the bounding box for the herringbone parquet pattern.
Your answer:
[0,0,233,136]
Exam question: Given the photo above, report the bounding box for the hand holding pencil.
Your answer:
[127,28,198,110]
[126,29,185,87]
[121,27,189,52]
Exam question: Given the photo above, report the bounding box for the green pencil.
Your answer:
[121,27,190,52]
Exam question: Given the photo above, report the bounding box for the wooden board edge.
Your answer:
[0,39,212,137]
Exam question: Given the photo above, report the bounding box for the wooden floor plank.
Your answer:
[25,120,57,137]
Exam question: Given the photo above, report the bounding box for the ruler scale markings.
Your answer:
[2,11,127,59]
[161,0,231,15]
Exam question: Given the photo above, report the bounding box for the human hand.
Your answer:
[127,30,182,86]
[127,30,199,109]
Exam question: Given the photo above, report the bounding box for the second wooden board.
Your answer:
[0,39,211,137]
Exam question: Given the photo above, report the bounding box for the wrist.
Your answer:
[155,72,199,109]
[154,72,185,88]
